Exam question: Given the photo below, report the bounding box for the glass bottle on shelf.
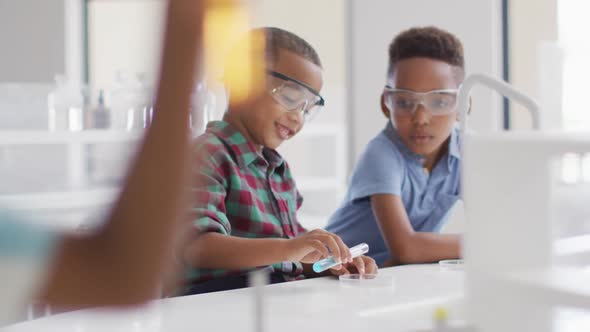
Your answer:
[47,75,85,132]
[84,90,110,130]
[110,71,153,131]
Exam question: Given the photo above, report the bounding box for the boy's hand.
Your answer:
[328,255,378,276]
[381,257,397,268]
[283,229,352,264]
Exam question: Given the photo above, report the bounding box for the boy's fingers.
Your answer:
[310,239,329,258]
[301,250,322,264]
[364,257,378,274]
[352,256,366,274]
[330,265,347,275]
[332,235,351,263]
[319,234,342,264]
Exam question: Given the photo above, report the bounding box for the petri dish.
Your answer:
[338,274,394,288]
[438,259,464,270]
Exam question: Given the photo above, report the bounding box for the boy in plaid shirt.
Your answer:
[182,27,377,295]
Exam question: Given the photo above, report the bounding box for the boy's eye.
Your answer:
[429,94,456,109]
[393,98,416,109]
[282,95,297,104]
[280,85,305,103]
[432,98,450,108]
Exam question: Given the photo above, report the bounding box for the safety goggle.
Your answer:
[267,70,325,121]
[383,85,460,116]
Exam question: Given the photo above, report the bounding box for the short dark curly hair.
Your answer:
[387,26,464,78]
[253,27,322,69]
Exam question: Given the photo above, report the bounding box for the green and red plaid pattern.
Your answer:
[185,121,307,285]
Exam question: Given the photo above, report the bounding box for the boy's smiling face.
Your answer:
[382,57,462,164]
[228,48,323,151]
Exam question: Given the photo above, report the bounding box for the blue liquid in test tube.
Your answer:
[312,243,369,273]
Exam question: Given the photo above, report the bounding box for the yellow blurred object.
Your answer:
[203,0,266,104]
[433,306,449,322]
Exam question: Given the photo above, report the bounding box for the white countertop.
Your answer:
[2,264,588,332]
[2,264,464,332]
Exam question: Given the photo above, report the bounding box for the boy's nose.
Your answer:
[286,109,305,126]
[412,105,431,125]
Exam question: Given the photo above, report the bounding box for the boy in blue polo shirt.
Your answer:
[327,26,464,266]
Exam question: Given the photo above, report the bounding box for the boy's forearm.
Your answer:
[371,194,461,266]
[394,233,461,264]
[184,233,292,270]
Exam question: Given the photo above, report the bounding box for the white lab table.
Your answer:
[2,264,588,332]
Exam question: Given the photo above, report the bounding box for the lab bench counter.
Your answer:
[2,264,588,332]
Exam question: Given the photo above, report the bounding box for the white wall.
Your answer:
[0,0,65,82]
[0,0,83,84]
[87,0,166,93]
[349,0,504,162]
[509,0,559,130]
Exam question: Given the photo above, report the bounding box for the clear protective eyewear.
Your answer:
[267,70,325,121]
[383,85,460,117]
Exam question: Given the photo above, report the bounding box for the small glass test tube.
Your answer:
[312,243,369,273]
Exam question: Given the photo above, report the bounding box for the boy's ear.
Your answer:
[381,93,391,119]
[456,96,473,121]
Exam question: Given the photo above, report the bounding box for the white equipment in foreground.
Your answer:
[460,74,590,332]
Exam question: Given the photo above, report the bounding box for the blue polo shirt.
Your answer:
[326,122,461,266]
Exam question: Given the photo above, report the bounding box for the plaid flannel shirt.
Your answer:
[185,121,307,285]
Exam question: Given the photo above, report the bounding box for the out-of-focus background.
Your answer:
[0,0,587,237]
